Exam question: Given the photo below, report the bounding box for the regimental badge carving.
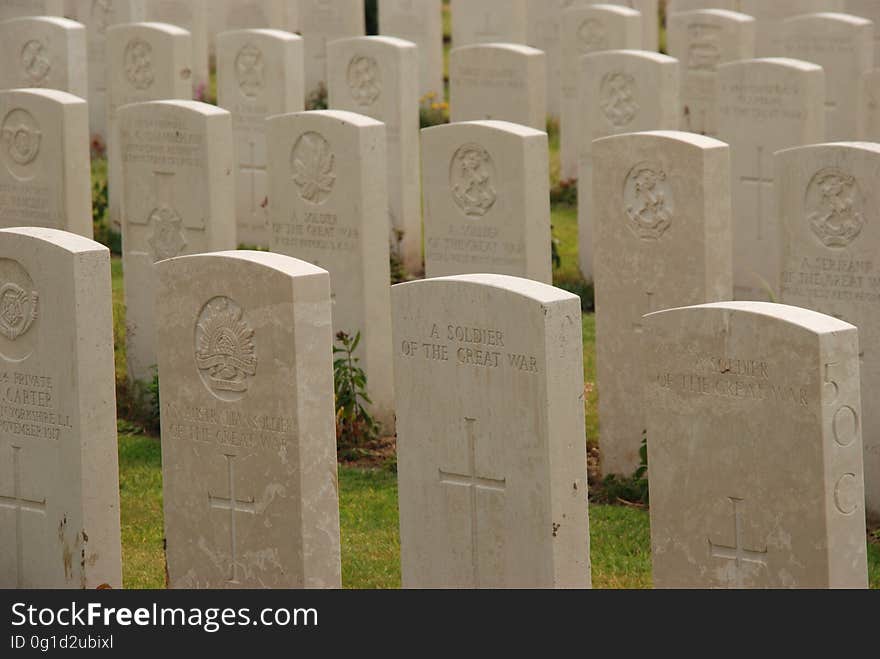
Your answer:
[147,207,187,261]
[807,168,865,248]
[686,23,721,71]
[600,72,639,127]
[1,109,41,175]
[21,40,51,86]
[291,132,336,204]
[449,143,497,218]
[0,282,38,342]
[624,162,673,240]
[124,38,155,90]
[577,19,607,51]
[347,55,381,106]
[235,43,264,98]
[92,0,111,34]
[195,296,257,400]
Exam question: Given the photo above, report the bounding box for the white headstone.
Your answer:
[846,0,880,66]
[560,4,642,180]
[778,141,880,522]
[378,0,444,99]
[451,0,528,48]
[157,251,341,589]
[449,43,547,131]
[327,36,421,274]
[0,227,121,589]
[666,9,756,136]
[268,110,395,430]
[717,58,826,301]
[0,0,63,20]
[393,274,591,588]
[738,0,846,57]
[577,50,680,280]
[0,16,87,99]
[106,22,192,232]
[217,28,304,248]
[781,12,873,142]
[862,68,880,139]
[421,120,552,284]
[0,89,91,238]
[143,0,210,101]
[667,0,737,13]
[593,130,733,477]
[598,1,659,53]
[646,301,868,588]
[297,0,365,101]
[208,0,286,56]
[119,100,236,383]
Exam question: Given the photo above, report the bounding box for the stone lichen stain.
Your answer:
[58,514,73,582]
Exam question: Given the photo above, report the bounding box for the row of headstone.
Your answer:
[0,222,869,588]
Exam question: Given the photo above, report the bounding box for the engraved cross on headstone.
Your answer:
[240,138,267,224]
[709,497,768,588]
[439,417,506,588]
[152,170,175,212]
[741,146,774,242]
[208,454,256,584]
[0,445,47,588]
[475,12,499,41]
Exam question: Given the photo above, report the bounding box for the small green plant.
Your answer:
[306,82,328,110]
[116,370,161,437]
[334,331,379,448]
[91,158,122,254]
[550,178,578,207]
[551,226,562,270]
[390,251,407,285]
[419,92,449,128]
[597,431,649,506]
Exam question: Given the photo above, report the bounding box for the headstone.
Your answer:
[217,28,304,248]
[268,110,394,430]
[846,0,880,66]
[717,58,826,301]
[143,0,210,101]
[327,36,421,273]
[208,0,286,56]
[449,43,547,131]
[667,0,737,13]
[106,22,192,233]
[67,0,142,149]
[778,141,880,521]
[577,50,680,279]
[118,100,235,383]
[451,0,528,48]
[0,16,87,99]
[0,226,121,589]
[157,251,341,588]
[392,274,591,588]
[781,12,874,142]
[645,301,868,588]
[593,131,733,477]
[862,68,880,139]
[560,4,642,181]
[598,1,659,53]
[666,9,756,136]
[0,0,63,20]
[297,0,365,101]
[378,0,444,99]
[0,89,91,238]
[421,120,552,284]
[738,0,846,57]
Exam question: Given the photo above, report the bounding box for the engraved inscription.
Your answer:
[1,109,41,173]
[577,18,607,52]
[833,473,859,515]
[147,207,186,262]
[806,168,865,248]
[20,40,51,86]
[600,72,639,127]
[686,23,721,71]
[781,257,880,304]
[832,405,859,448]
[0,445,46,587]
[0,370,72,441]
[709,497,768,588]
[92,0,111,34]
[0,283,37,342]
[347,55,381,106]
[195,297,257,401]
[624,162,673,240]
[450,144,496,218]
[124,38,155,90]
[208,454,255,584]
[291,132,336,204]
[235,43,264,98]
[163,401,294,451]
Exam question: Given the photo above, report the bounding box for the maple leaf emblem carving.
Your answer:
[291,131,336,204]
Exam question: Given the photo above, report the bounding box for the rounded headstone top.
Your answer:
[0,15,84,29]
[156,250,329,280]
[564,4,640,17]
[777,141,880,158]
[329,35,417,51]
[595,130,729,151]
[394,274,579,306]
[582,49,679,65]
[423,119,546,139]
[719,57,824,73]
[669,8,755,23]
[452,42,545,57]
[119,99,230,118]
[271,109,385,129]
[0,87,86,106]
[216,28,303,43]
[109,21,191,38]
[647,301,857,334]
[0,227,107,255]
[785,12,874,27]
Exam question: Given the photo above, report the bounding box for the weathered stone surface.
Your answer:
[646,301,868,588]
[143,0,210,100]
[297,0,365,100]
[0,227,121,589]
[0,0,63,20]
[738,0,846,56]
[846,0,880,66]
[421,120,552,284]
[157,251,341,589]
[268,109,394,431]
[451,0,528,48]
[379,0,444,98]
[593,130,732,476]
[393,274,590,588]
[0,89,92,238]
[450,43,547,131]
